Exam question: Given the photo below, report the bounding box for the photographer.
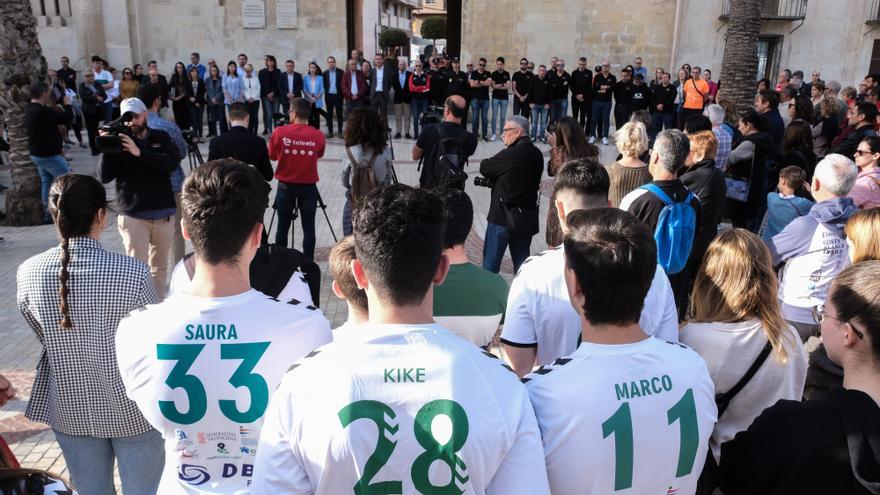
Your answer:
[98,98,179,298]
[478,115,543,274]
[412,95,478,190]
[208,101,272,181]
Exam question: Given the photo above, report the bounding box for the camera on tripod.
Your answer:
[273,112,290,129]
[420,106,444,126]
[181,128,195,144]
[473,176,494,188]
[96,114,134,153]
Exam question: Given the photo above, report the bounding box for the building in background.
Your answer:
[412,0,447,62]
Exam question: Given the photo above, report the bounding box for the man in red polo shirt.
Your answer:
[269,97,326,259]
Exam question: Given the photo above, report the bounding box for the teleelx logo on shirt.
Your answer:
[280,136,319,156]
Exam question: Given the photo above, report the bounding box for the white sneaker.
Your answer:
[589,136,596,144]
[490,134,497,142]
[602,137,609,145]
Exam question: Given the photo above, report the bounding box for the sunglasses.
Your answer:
[855,149,874,156]
[479,64,486,67]
[813,304,865,339]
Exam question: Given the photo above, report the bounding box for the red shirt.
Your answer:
[268,123,326,184]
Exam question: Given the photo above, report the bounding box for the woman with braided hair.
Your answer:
[16,174,163,495]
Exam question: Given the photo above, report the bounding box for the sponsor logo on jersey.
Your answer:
[240,446,257,456]
[239,426,258,447]
[217,442,229,454]
[197,431,237,444]
[174,429,188,441]
[178,464,211,486]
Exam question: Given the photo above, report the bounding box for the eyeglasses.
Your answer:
[501,127,517,134]
[856,149,874,156]
[479,64,486,67]
[812,304,865,339]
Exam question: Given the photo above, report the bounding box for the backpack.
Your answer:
[421,124,469,190]
[639,184,697,275]
[346,146,380,206]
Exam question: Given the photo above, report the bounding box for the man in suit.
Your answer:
[323,56,345,138]
[369,54,395,129]
[391,59,412,139]
[342,58,368,119]
[279,59,303,117]
[208,102,273,181]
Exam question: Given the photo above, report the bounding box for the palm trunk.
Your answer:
[720,0,762,118]
[0,0,49,225]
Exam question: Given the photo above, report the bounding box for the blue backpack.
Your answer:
[639,184,696,275]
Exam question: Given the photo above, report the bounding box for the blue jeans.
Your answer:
[54,428,164,495]
[551,98,568,124]
[471,98,490,138]
[30,154,71,212]
[262,96,278,133]
[651,113,675,140]
[491,98,509,136]
[590,100,612,138]
[187,102,204,137]
[411,98,429,138]
[274,182,318,260]
[530,105,548,140]
[482,222,532,274]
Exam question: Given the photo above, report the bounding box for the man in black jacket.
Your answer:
[369,54,395,129]
[650,72,677,140]
[570,57,593,132]
[527,65,552,142]
[444,58,470,125]
[25,81,71,219]
[280,59,304,116]
[479,115,543,274]
[392,59,412,139]
[98,97,180,298]
[511,58,533,120]
[613,69,633,131]
[831,102,878,158]
[591,61,616,144]
[208,102,273,181]
[323,57,344,137]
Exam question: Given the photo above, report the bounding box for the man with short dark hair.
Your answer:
[208,101,273,181]
[323,56,344,137]
[342,58,368,116]
[632,56,649,80]
[613,68,633,130]
[91,56,114,122]
[501,158,678,377]
[512,57,533,120]
[328,236,367,333]
[490,57,511,141]
[755,89,785,151]
[591,60,616,145]
[25,81,70,219]
[433,189,509,347]
[412,95,478,189]
[480,115,543,274]
[116,159,331,495]
[524,207,715,495]
[236,52,248,78]
[549,59,571,125]
[279,59,304,117]
[57,56,76,89]
[650,72,676,139]
[186,52,206,80]
[831,102,878,158]
[444,57,470,124]
[528,65,552,142]
[252,184,551,494]
[570,56,593,131]
[469,57,492,140]
[369,53,394,128]
[268,98,326,259]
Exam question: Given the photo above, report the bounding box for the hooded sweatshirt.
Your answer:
[720,387,880,494]
[768,197,857,324]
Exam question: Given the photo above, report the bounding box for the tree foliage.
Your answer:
[421,16,447,41]
[379,28,409,49]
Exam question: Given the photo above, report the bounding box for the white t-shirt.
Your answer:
[252,323,551,494]
[116,289,332,495]
[525,337,717,495]
[168,259,313,306]
[500,247,679,366]
[679,319,807,461]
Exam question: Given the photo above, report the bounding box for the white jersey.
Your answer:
[168,259,314,306]
[116,289,332,495]
[501,247,679,366]
[252,323,550,495]
[525,337,717,495]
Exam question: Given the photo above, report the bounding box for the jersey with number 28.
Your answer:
[525,337,717,495]
[252,323,551,495]
[115,289,332,495]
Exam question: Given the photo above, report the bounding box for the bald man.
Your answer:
[412,95,478,189]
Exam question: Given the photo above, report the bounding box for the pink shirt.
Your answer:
[849,168,880,209]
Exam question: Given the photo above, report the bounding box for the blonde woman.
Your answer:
[608,121,650,207]
[846,207,880,263]
[681,229,807,468]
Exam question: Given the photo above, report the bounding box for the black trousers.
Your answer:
[513,97,531,120]
[247,100,260,133]
[371,92,390,129]
[571,96,591,131]
[614,103,631,131]
[325,93,344,134]
[83,112,100,152]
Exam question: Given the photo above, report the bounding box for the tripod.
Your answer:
[386,128,399,184]
[267,188,338,248]
[187,139,204,171]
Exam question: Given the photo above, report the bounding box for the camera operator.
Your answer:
[268,97,326,260]
[477,115,543,274]
[25,81,71,221]
[98,98,180,298]
[412,95,478,190]
[208,101,273,181]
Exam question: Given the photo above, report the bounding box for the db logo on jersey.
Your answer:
[178,464,211,486]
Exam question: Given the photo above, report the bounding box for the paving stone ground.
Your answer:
[0,128,620,491]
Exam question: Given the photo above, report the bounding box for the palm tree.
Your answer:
[0,0,48,225]
[720,0,762,117]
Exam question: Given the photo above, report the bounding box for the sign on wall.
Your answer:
[277,0,298,29]
[242,0,266,29]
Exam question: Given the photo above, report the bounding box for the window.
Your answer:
[756,36,782,81]
[37,0,72,18]
[870,40,880,75]
[426,0,437,4]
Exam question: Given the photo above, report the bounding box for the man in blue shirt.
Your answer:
[633,57,649,81]
[186,52,206,80]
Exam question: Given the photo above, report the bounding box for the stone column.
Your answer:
[72,0,106,68]
[100,0,133,68]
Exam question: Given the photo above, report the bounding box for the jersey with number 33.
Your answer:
[251,323,551,494]
[525,337,717,495]
[115,290,332,495]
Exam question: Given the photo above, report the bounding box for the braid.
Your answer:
[59,236,72,329]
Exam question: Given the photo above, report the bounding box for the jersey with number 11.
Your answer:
[525,337,717,495]
[115,290,332,495]
[252,323,550,494]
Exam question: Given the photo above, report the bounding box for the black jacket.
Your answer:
[728,131,775,217]
[208,126,273,181]
[592,72,616,101]
[680,158,726,268]
[258,67,282,98]
[24,102,67,157]
[184,79,206,106]
[98,128,178,215]
[479,136,544,227]
[528,76,552,106]
[720,388,880,495]
[280,71,304,99]
[832,124,878,159]
[323,68,344,97]
[570,68,593,99]
[651,83,677,114]
[392,70,412,104]
[613,80,633,106]
[444,70,468,98]
[370,64,395,99]
[78,82,107,115]
[549,71,571,100]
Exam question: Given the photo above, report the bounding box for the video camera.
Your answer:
[95,114,134,153]
[420,106,444,126]
[473,176,494,188]
[273,112,290,129]
[181,128,195,144]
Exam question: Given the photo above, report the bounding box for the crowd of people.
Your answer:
[4,47,880,495]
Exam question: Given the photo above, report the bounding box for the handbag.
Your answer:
[725,151,756,203]
[502,199,540,237]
